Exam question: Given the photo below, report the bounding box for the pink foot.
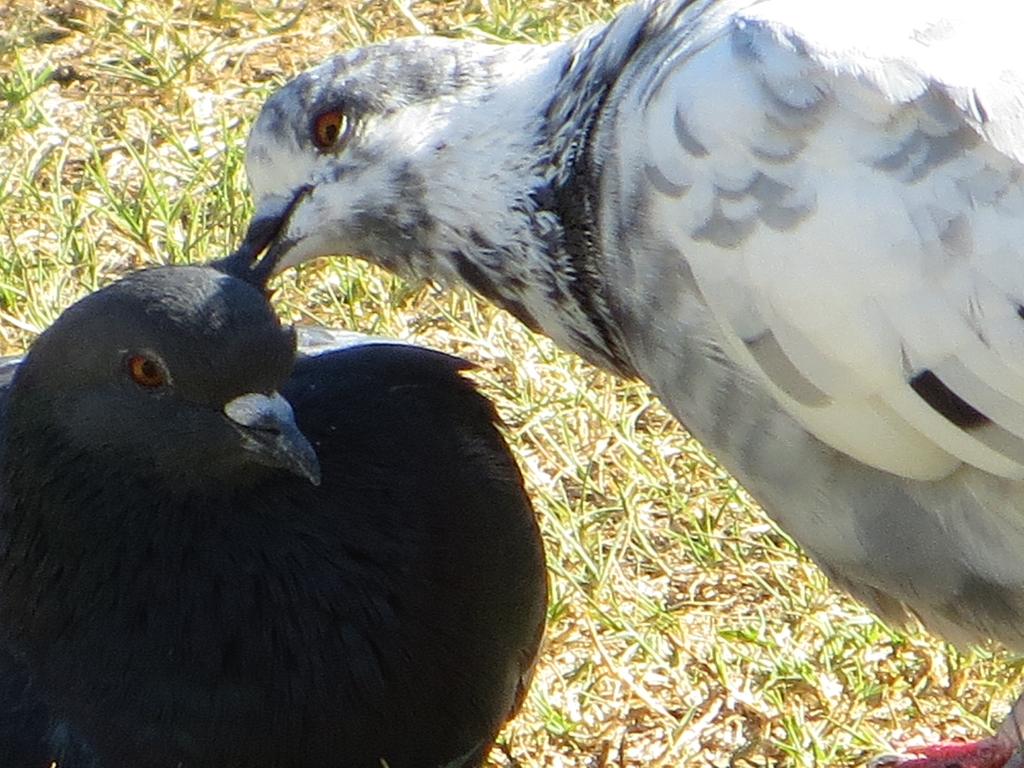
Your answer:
[872,737,1016,768]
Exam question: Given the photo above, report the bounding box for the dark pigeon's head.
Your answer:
[6,266,320,491]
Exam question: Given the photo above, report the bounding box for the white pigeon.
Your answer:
[224,0,1024,764]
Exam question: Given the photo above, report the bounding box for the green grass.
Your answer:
[2,1,1022,765]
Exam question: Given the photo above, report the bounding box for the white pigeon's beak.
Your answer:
[224,391,321,486]
[217,188,311,286]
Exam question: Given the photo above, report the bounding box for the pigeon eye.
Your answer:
[127,354,167,389]
[312,109,349,150]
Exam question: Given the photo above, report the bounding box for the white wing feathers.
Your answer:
[295,326,390,355]
[293,326,435,364]
[627,0,1024,480]
[0,356,19,393]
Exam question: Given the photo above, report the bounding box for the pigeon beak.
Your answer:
[224,391,322,486]
[216,189,311,288]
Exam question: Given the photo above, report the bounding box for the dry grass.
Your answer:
[2,1,1022,766]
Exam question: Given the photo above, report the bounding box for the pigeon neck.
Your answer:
[0,422,267,655]
[403,24,656,378]
[485,0,719,377]
[0,398,262,551]
[524,6,682,378]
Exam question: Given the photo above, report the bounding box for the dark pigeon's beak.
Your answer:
[224,391,321,486]
[216,187,311,288]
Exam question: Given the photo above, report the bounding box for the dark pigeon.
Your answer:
[0,265,546,767]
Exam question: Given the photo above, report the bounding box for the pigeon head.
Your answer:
[219,36,567,285]
[220,31,641,375]
[5,266,320,492]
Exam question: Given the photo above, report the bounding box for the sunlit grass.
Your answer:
[2,1,1022,765]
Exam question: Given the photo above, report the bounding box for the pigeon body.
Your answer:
[0,266,546,767]
[230,0,1024,659]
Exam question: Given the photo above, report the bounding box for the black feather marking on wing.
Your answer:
[910,369,990,428]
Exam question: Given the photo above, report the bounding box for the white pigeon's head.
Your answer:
[223,36,562,284]
[223,32,636,374]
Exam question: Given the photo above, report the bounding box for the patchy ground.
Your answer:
[1,2,1021,766]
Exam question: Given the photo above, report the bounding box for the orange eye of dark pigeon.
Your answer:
[312,109,348,149]
[127,354,166,388]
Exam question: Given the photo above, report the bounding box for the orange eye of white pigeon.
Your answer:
[312,109,349,150]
